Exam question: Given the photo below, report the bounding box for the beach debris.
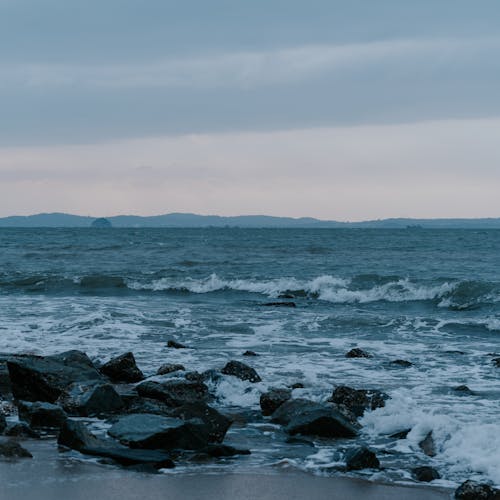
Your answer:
[100,352,144,383]
[221,360,262,383]
[329,386,388,417]
[412,466,441,482]
[260,388,292,416]
[345,446,380,470]
[345,348,372,359]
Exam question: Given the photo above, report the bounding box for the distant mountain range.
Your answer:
[1,212,500,228]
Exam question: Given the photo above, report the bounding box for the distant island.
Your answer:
[1,212,500,228]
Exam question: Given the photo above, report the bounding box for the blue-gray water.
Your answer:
[1,228,499,487]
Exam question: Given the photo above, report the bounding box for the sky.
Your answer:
[1,0,499,220]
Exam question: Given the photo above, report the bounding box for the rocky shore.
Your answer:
[0,347,498,499]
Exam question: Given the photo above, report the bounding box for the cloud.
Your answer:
[3,37,500,90]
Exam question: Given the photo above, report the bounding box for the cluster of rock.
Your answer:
[0,347,498,497]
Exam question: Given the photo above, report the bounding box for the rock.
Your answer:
[260,388,292,416]
[4,422,40,438]
[329,386,388,417]
[100,352,144,383]
[136,380,209,407]
[453,385,475,395]
[454,480,500,499]
[390,359,413,367]
[108,413,208,450]
[17,401,67,428]
[58,419,174,468]
[289,383,305,390]
[7,350,102,403]
[419,431,437,457]
[242,351,258,357]
[184,371,204,382]
[198,444,251,457]
[262,302,296,308]
[57,381,124,417]
[389,428,411,439]
[345,348,372,359]
[0,362,12,396]
[0,414,5,433]
[169,403,232,443]
[412,466,441,482]
[492,358,500,368]
[167,340,186,349]
[0,439,32,458]
[345,446,380,470]
[200,369,222,383]
[272,399,359,438]
[157,364,185,376]
[124,397,174,416]
[221,361,262,383]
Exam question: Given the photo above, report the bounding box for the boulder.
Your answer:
[108,413,208,450]
[329,386,388,417]
[4,422,40,438]
[167,340,186,349]
[270,399,325,426]
[345,348,372,359]
[17,401,67,428]
[136,380,209,407]
[58,419,174,468]
[260,388,291,416]
[0,439,32,458]
[157,364,185,376]
[390,359,413,367]
[345,447,380,470]
[412,466,441,482]
[221,361,262,383]
[242,351,258,357]
[100,352,144,383]
[0,362,12,396]
[0,414,6,434]
[419,431,437,457]
[453,385,475,395]
[454,480,500,499]
[7,350,102,403]
[57,381,124,417]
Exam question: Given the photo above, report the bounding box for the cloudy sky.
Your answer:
[1,0,499,220]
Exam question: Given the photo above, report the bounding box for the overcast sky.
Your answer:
[1,0,499,220]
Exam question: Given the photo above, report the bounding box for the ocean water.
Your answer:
[1,228,499,487]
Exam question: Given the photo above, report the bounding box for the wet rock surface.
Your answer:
[344,446,380,470]
[221,361,262,383]
[100,352,144,383]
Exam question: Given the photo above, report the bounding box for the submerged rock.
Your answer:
[491,358,500,368]
[260,388,291,416]
[262,302,296,308]
[157,364,185,376]
[419,431,437,457]
[17,401,67,429]
[329,386,388,417]
[0,414,6,433]
[453,385,475,395]
[221,360,262,383]
[0,439,32,458]
[454,480,500,499]
[412,466,441,482]
[7,350,102,403]
[390,359,413,367]
[345,348,372,359]
[242,351,258,357]
[167,340,187,349]
[389,428,411,439]
[345,446,380,470]
[136,380,209,407]
[100,352,144,383]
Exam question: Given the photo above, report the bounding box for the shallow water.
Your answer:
[1,228,499,486]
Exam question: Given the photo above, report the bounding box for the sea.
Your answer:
[1,228,499,488]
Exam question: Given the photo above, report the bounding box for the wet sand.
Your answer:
[0,440,451,500]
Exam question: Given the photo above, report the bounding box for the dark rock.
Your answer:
[419,431,437,457]
[492,358,500,368]
[345,348,372,359]
[329,386,388,417]
[124,397,174,416]
[108,413,208,450]
[184,371,204,382]
[242,351,258,357]
[262,302,296,308]
[169,403,232,443]
[0,439,32,458]
[167,340,186,349]
[345,446,380,470]
[390,359,413,367]
[0,362,12,396]
[454,480,500,499]
[453,385,475,395]
[136,380,209,407]
[200,369,222,383]
[278,294,295,299]
[272,399,359,438]
[0,414,6,433]
[289,383,305,390]
[157,364,185,376]
[57,381,124,417]
[198,444,251,457]
[7,350,102,403]
[17,401,67,428]
[412,466,441,482]
[58,419,174,468]
[260,388,292,416]
[389,428,411,439]
[221,361,262,383]
[100,352,144,383]
[4,422,40,438]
